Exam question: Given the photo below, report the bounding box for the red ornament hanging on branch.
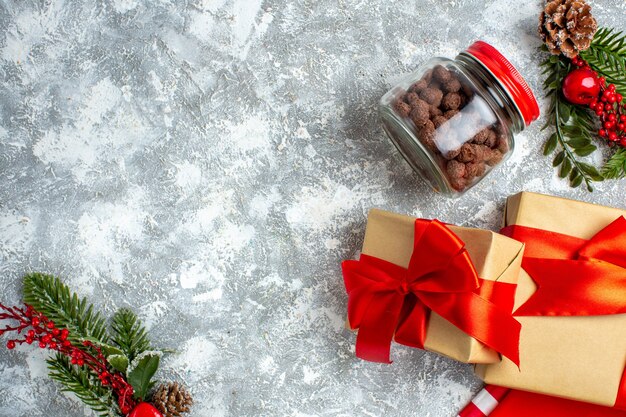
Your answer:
[561,66,600,105]
[128,402,164,417]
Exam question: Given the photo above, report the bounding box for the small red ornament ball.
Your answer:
[128,403,163,417]
[562,68,601,105]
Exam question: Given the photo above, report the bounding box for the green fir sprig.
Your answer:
[14,274,168,416]
[111,308,151,363]
[540,27,626,189]
[47,354,119,417]
[540,49,602,191]
[22,273,110,345]
[580,28,626,95]
[602,147,626,179]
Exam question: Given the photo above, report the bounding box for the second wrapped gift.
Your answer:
[475,192,626,409]
[342,209,524,364]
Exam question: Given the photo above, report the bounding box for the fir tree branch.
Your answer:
[602,147,626,179]
[579,27,626,180]
[47,354,121,417]
[110,308,151,363]
[22,273,109,345]
[580,27,626,95]
[540,52,602,191]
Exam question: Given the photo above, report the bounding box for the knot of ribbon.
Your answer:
[342,219,521,365]
[502,216,626,410]
[502,216,626,317]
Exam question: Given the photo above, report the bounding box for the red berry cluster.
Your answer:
[571,56,626,147]
[1,303,136,415]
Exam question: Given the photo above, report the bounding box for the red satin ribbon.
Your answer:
[501,217,626,317]
[342,219,521,365]
[501,216,626,409]
[619,372,626,410]
[489,389,626,417]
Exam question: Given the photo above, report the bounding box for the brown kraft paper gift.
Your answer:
[352,208,524,364]
[475,191,626,407]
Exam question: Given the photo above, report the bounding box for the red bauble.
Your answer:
[562,68,601,105]
[128,403,163,417]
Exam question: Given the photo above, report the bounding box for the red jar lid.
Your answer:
[465,41,540,127]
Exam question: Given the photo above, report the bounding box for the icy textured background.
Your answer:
[0,0,625,416]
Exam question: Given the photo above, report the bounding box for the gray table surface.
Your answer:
[1,0,625,416]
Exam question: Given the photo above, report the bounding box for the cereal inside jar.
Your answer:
[380,41,539,196]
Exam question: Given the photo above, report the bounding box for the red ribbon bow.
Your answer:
[342,219,521,365]
[502,216,626,409]
[502,216,626,317]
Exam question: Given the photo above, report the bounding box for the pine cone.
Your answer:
[152,382,193,417]
[539,0,597,58]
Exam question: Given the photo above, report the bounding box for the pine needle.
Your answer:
[111,308,151,363]
[47,354,121,417]
[602,148,626,179]
[22,273,110,345]
[581,28,626,95]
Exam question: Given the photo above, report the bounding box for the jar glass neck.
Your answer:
[456,52,526,133]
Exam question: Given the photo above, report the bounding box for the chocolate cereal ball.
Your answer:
[418,120,437,152]
[422,70,433,83]
[471,128,492,145]
[442,78,462,93]
[446,159,466,179]
[472,128,497,147]
[441,93,462,111]
[484,130,498,148]
[429,105,443,118]
[394,100,411,118]
[465,162,486,179]
[419,87,444,107]
[458,143,485,163]
[432,115,448,129]
[486,149,504,166]
[449,176,467,192]
[444,109,459,119]
[418,120,436,140]
[405,92,421,107]
[409,79,428,93]
[433,65,453,83]
[410,100,430,126]
[443,147,461,160]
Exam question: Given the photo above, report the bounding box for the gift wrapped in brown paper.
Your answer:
[475,191,626,409]
[341,209,524,365]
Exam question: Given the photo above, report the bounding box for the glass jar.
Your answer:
[379,41,540,196]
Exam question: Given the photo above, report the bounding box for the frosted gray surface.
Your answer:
[1,1,625,416]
